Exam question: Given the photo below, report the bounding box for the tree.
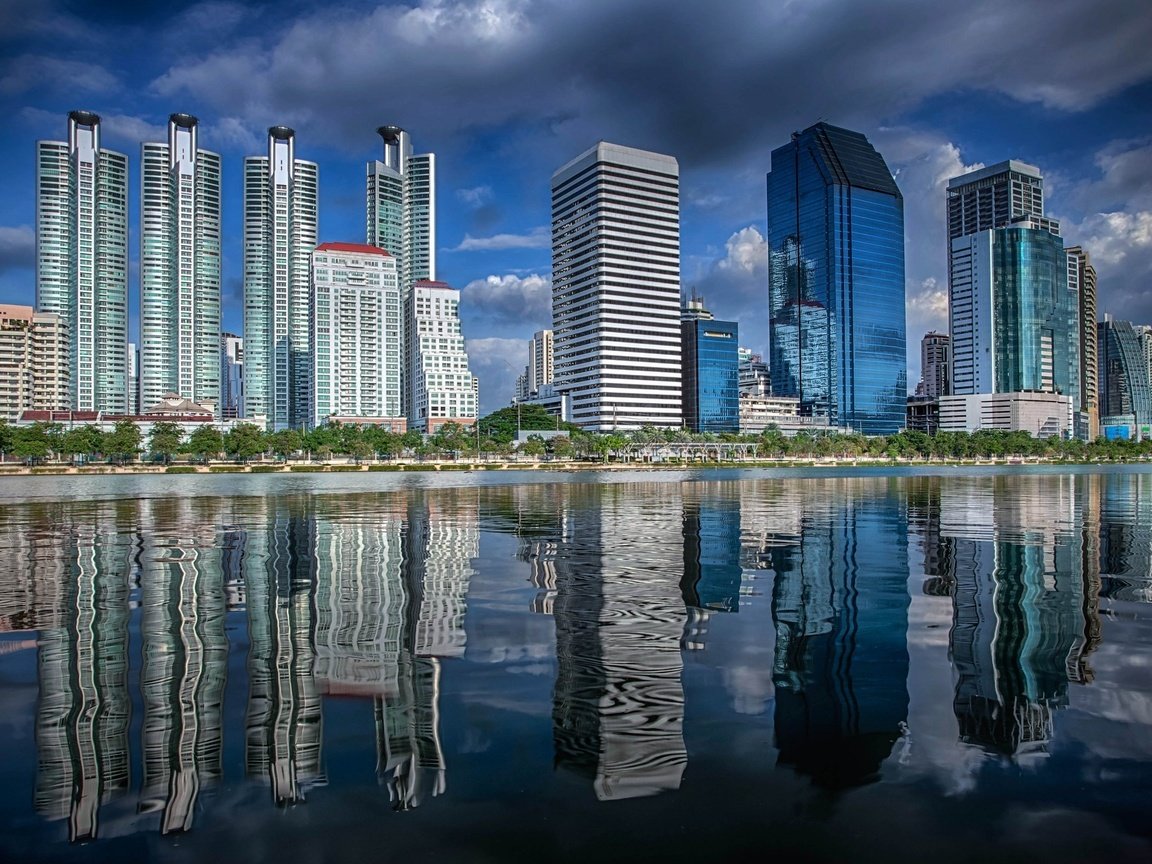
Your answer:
[401,429,423,453]
[522,434,546,458]
[62,425,105,462]
[148,421,183,464]
[224,423,267,462]
[105,420,142,464]
[269,429,303,459]
[550,435,574,459]
[187,425,224,462]
[363,426,400,458]
[0,420,12,459]
[12,424,50,462]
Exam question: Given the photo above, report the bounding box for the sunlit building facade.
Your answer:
[767,122,907,434]
[681,296,739,433]
[407,280,477,433]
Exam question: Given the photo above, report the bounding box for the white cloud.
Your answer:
[466,336,529,414]
[0,56,117,95]
[451,227,550,251]
[0,225,34,275]
[691,225,769,352]
[456,185,493,206]
[461,272,551,323]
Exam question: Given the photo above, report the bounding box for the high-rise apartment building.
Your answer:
[920,331,951,398]
[0,305,68,421]
[407,280,477,432]
[36,111,129,412]
[681,296,739,433]
[528,329,554,396]
[947,162,1081,432]
[312,243,403,427]
[243,127,319,429]
[1067,247,1098,439]
[127,342,139,415]
[220,333,244,420]
[767,123,907,434]
[140,114,222,412]
[551,142,682,431]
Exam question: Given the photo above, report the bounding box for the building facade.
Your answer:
[1098,316,1152,438]
[767,122,907,435]
[243,127,319,429]
[311,243,403,428]
[551,142,682,431]
[0,305,68,422]
[407,280,477,432]
[919,331,951,398]
[1067,246,1098,439]
[939,391,1072,438]
[36,111,129,413]
[221,333,244,420]
[140,114,222,412]
[681,297,738,433]
[529,329,554,396]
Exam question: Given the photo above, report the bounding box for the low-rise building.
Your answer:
[739,395,836,436]
[938,391,1071,438]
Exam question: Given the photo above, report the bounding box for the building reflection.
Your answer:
[767,479,910,788]
[551,483,688,801]
[33,515,131,843]
[680,483,743,651]
[1099,472,1152,602]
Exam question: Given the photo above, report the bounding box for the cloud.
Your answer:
[0,56,118,95]
[456,185,493,206]
[466,336,529,414]
[451,227,550,251]
[0,226,34,276]
[690,225,768,352]
[460,272,551,324]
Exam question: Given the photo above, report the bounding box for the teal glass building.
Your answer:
[767,123,907,435]
[681,298,738,433]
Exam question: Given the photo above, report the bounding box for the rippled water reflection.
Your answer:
[0,471,1149,862]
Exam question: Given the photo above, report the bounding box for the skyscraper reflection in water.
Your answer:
[34,515,131,843]
[552,483,688,801]
[767,479,911,788]
[680,482,744,651]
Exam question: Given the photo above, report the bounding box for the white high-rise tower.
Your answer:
[243,126,319,429]
[140,114,222,411]
[551,142,682,431]
[36,110,129,412]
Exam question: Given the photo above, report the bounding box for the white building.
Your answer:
[407,280,477,433]
[939,391,1071,438]
[551,142,682,431]
[220,333,243,420]
[312,243,403,428]
[0,305,68,422]
[36,111,129,413]
[529,329,554,395]
[739,395,834,436]
[140,114,222,413]
[243,126,319,429]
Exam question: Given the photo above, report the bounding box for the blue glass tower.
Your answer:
[681,297,739,433]
[767,123,907,435]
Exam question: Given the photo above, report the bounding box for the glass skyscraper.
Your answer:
[140,114,222,411]
[1098,316,1152,435]
[681,296,738,433]
[243,126,318,429]
[36,111,129,413]
[767,123,907,435]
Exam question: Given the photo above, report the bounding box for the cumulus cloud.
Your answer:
[451,227,550,251]
[461,272,551,324]
[466,336,530,413]
[0,225,34,276]
[457,185,493,206]
[690,225,769,351]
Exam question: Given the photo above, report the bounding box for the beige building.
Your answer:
[939,391,1071,438]
[0,305,68,422]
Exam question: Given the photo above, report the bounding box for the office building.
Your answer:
[367,126,435,292]
[919,331,950,397]
[312,242,403,427]
[767,123,907,435]
[36,111,129,413]
[529,329,554,396]
[681,296,738,433]
[551,142,682,431]
[220,332,243,419]
[1097,316,1152,438]
[0,305,68,422]
[243,126,319,429]
[407,280,477,432]
[946,160,1049,239]
[140,114,222,412]
[1066,247,1098,439]
[738,351,771,398]
[939,391,1072,438]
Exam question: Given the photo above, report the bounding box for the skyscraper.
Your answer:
[220,332,243,420]
[947,161,1079,421]
[367,126,435,419]
[528,329,554,396]
[919,331,950,398]
[551,142,682,431]
[36,111,129,413]
[312,243,402,427]
[681,296,739,433]
[767,123,907,435]
[243,126,319,429]
[140,114,222,412]
[1067,246,1098,439]
[1097,316,1152,435]
[407,280,477,432]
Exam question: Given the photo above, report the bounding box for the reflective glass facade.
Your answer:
[1098,318,1152,431]
[767,124,907,435]
[682,317,738,433]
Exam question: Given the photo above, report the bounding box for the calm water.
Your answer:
[0,469,1149,863]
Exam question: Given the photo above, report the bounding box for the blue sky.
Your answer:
[1,0,1150,414]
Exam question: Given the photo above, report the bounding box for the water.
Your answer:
[0,469,1149,863]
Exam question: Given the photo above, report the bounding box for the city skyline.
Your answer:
[1,1,1151,413]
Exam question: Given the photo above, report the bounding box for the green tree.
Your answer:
[401,430,424,453]
[550,435,574,459]
[13,424,50,462]
[105,420,142,464]
[62,425,105,462]
[304,424,340,457]
[269,429,303,459]
[186,425,224,462]
[224,423,267,462]
[148,421,184,464]
[0,420,12,459]
[363,426,400,458]
[522,434,546,458]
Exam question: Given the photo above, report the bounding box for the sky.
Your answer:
[1,0,1150,415]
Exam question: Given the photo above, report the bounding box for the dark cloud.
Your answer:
[460,272,551,325]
